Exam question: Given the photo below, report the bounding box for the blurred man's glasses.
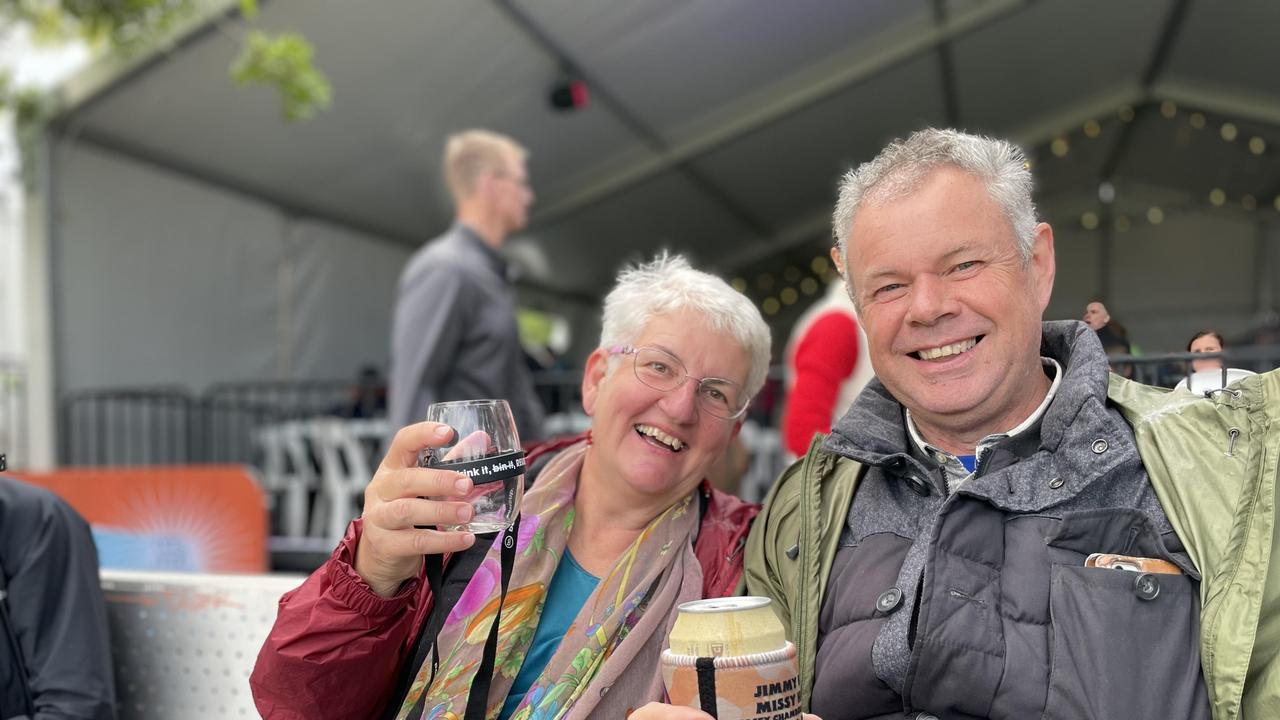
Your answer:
[607,345,750,420]
[494,172,530,190]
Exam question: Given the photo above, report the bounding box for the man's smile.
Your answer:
[910,336,983,361]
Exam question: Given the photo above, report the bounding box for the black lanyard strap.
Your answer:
[409,513,520,720]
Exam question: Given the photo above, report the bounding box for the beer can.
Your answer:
[667,596,786,657]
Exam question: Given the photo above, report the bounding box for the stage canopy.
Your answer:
[32,0,1280,395]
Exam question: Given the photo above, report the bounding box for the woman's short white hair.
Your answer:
[832,128,1038,262]
[600,253,772,397]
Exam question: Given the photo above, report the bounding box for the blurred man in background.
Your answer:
[389,130,546,440]
[1082,299,1131,352]
[1084,299,1136,376]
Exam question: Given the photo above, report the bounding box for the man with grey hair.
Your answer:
[743,128,1280,719]
[389,129,545,440]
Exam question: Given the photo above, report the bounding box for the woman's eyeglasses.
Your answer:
[607,345,750,420]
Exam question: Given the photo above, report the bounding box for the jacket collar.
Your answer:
[452,223,511,280]
[824,320,1111,469]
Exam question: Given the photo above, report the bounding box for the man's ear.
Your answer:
[830,245,862,319]
[1029,222,1056,312]
[829,245,846,279]
[580,348,610,416]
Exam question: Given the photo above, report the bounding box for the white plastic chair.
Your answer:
[254,421,318,538]
[1173,367,1257,396]
[308,417,389,541]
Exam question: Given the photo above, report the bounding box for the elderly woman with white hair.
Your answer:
[252,254,772,720]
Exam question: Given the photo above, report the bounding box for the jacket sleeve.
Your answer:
[0,477,116,720]
[250,520,429,720]
[388,263,470,431]
[742,458,806,637]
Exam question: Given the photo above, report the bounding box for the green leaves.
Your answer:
[0,0,332,124]
[2,0,194,51]
[230,30,331,121]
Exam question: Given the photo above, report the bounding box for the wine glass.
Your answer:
[420,399,524,533]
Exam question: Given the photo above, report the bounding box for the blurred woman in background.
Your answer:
[1187,329,1225,372]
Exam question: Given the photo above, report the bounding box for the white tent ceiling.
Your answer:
[46,0,1280,344]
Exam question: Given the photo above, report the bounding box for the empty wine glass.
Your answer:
[420,399,524,533]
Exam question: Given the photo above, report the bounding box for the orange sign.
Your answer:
[11,465,267,573]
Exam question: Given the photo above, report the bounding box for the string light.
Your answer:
[1147,207,1164,224]
[1051,137,1069,157]
[780,288,799,305]
[756,273,775,291]
[1249,137,1267,155]
[1083,120,1101,138]
[1242,194,1257,211]
[1221,123,1239,142]
[1114,215,1131,232]
[1081,212,1099,230]
[1189,112,1206,129]
[1098,181,1116,204]
[731,278,747,293]
[1209,188,1226,207]
[1160,101,1177,119]
[783,266,802,283]
[800,277,819,295]
[810,256,829,275]
[1275,196,1280,212]
[1118,106,1135,122]
[762,297,780,315]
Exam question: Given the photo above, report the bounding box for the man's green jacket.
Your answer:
[744,369,1280,720]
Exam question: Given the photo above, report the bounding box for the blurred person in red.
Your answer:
[782,278,873,459]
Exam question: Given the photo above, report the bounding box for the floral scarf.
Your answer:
[395,440,703,720]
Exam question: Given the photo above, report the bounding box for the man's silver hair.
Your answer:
[600,252,772,396]
[832,128,1038,262]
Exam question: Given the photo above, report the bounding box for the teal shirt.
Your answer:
[498,550,599,720]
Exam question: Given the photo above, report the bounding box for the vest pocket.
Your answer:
[1043,564,1209,720]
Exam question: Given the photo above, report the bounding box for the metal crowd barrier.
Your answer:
[60,387,196,466]
[58,374,592,468]
[1101,345,1280,388]
[62,345,1279,472]
[59,381,356,467]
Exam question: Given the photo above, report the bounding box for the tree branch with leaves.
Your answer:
[0,0,332,124]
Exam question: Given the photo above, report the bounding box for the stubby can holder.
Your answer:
[660,643,801,720]
[661,597,801,720]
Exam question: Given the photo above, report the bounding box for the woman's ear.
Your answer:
[580,348,609,416]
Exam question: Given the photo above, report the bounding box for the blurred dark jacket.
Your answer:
[0,477,116,720]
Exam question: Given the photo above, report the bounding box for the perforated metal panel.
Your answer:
[101,570,305,719]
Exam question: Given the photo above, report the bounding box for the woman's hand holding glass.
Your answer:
[355,422,478,598]
[421,399,525,534]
